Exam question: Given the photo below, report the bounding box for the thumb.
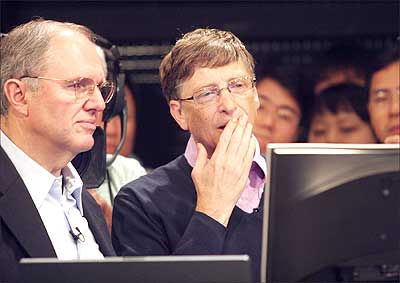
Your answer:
[194,143,208,171]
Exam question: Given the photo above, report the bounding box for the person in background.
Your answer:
[88,48,146,230]
[367,45,400,144]
[0,19,115,282]
[89,82,146,231]
[308,83,377,144]
[253,65,303,154]
[112,28,266,283]
[105,84,137,156]
[311,41,368,95]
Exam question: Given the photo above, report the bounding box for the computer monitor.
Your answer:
[20,255,251,283]
[261,143,400,283]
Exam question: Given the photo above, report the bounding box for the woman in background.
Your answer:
[308,83,377,144]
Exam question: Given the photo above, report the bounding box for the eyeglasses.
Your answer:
[20,76,115,104]
[369,87,400,107]
[176,76,256,105]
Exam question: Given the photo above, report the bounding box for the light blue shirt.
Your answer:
[1,131,104,259]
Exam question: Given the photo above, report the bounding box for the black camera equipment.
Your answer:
[72,35,127,188]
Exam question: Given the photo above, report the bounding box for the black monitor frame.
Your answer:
[261,143,400,283]
[20,255,251,283]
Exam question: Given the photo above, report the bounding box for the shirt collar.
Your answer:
[62,163,84,215]
[184,134,267,178]
[0,130,84,214]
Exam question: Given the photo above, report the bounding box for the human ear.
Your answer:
[3,79,29,116]
[169,100,189,131]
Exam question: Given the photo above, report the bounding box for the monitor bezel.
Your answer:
[261,143,400,282]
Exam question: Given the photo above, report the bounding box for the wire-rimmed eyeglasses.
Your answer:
[175,76,256,105]
[20,76,115,104]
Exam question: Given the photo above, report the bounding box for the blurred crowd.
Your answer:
[253,41,399,152]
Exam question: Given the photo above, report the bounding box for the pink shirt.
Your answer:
[184,135,267,213]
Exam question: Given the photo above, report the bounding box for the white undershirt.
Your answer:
[1,131,104,260]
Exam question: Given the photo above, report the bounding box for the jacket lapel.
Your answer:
[0,147,56,258]
[82,191,115,256]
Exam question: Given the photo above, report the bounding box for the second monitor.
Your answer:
[261,143,400,282]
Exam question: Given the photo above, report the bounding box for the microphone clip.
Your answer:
[70,227,86,242]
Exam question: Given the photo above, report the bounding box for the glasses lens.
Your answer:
[229,77,253,95]
[195,88,218,104]
[75,78,95,99]
[100,82,115,104]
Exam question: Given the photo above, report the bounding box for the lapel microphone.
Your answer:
[69,227,86,242]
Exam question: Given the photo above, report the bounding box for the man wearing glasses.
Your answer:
[112,28,266,283]
[0,19,115,282]
[367,45,400,144]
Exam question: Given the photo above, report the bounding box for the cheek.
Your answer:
[126,120,136,140]
[243,99,259,124]
[358,125,377,142]
[31,100,64,128]
[107,118,121,135]
[280,126,299,142]
[255,109,265,124]
[277,120,298,135]
[369,111,388,137]
[369,104,387,122]
[187,108,211,129]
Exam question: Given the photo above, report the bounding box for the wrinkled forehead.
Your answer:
[44,32,105,79]
[371,61,400,88]
[179,60,252,90]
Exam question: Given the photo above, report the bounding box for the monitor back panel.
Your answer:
[20,255,251,283]
[261,144,400,282]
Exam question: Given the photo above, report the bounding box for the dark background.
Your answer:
[2,1,399,168]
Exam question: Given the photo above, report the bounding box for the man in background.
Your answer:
[253,65,303,154]
[0,19,115,282]
[367,45,400,144]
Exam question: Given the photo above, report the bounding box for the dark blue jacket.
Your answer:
[112,155,264,283]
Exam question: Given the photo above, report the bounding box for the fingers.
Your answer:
[238,137,257,185]
[226,116,253,162]
[224,115,249,158]
[384,134,400,144]
[212,114,252,162]
[212,117,238,159]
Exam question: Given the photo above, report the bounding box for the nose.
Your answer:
[326,129,339,143]
[85,87,106,112]
[263,111,275,129]
[217,88,237,115]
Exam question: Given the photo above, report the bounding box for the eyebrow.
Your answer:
[192,83,218,93]
[188,75,250,92]
[371,88,390,94]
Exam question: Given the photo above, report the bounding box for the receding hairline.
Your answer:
[41,25,100,74]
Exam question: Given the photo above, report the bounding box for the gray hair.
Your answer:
[0,18,95,115]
